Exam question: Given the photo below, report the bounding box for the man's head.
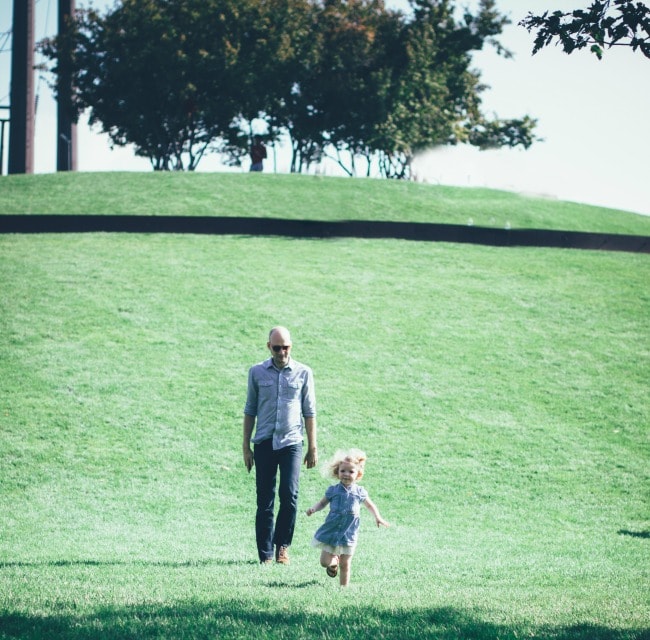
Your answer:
[267,326,292,369]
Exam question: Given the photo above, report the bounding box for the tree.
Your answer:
[313,1,400,177]
[519,0,650,60]
[39,0,539,175]
[372,0,537,179]
[218,0,316,170]
[40,0,249,170]
[258,0,324,174]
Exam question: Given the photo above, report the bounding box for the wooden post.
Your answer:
[8,0,35,174]
[57,0,77,171]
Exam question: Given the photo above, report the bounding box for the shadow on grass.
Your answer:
[0,558,257,569]
[618,529,650,539]
[1,215,649,253]
[0,602,646,640]
[267,579,321,589]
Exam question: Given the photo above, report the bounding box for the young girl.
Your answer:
[306,448,389,586]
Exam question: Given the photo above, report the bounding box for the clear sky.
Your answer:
[1,0,648,216]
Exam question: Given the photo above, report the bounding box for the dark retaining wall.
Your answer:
[0,215,648,253]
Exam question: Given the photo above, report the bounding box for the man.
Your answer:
[243,326,317,564]
[249,135,267,172]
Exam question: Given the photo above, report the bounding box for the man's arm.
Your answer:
[303,416,317,468]
[243,414,255,472]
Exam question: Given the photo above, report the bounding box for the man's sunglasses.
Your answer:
[272,345,291,352]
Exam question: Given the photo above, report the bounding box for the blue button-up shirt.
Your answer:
[244,357,316,450]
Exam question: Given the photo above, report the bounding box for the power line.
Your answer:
[35,0,54,117]
[0,31,12,54]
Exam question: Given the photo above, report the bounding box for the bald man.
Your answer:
[243,327,318,564]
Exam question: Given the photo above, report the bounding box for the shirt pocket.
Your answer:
[283,381,301,400]
[258,380,276,400]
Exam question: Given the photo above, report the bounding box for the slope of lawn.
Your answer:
[1,171,649,235]
[0,173,648,639]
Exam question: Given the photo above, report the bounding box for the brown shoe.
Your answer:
[276,545,290,565]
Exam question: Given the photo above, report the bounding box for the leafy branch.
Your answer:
[519,0,650,60]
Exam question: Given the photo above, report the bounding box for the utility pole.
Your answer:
[0,106,9,175]
[57,0,77,171]
[8,0,35,174]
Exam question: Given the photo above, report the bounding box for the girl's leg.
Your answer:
[320,549,339,572]
[339,554,352,587]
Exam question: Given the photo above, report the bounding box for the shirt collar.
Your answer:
[265,357,293,371]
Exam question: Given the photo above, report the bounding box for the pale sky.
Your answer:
[1,0,648,216]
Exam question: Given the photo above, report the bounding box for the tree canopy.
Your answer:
[519,0,650,60]
[40,0,538,175]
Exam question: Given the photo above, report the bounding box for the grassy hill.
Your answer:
[1,171,649,236]
[1,172,648,639]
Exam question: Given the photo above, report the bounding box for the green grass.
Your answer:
[1,173,649,639]
[1,171,649,235]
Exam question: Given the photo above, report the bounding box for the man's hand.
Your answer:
[303,447,318,469]
[243,448,254,473]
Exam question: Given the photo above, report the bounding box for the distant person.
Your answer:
[243,326,318,564]
[306,448,389,586]
[249,136,267,172]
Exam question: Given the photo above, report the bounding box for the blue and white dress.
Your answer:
[311,482,368,556]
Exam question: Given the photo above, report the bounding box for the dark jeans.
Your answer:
[254,439,302,562]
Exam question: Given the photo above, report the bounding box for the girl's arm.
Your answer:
[364,497,390,527]
[306,497,329,516]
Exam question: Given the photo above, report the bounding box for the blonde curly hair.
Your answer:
[327,448,367,480]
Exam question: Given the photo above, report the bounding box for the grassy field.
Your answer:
[1,173,648,639]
